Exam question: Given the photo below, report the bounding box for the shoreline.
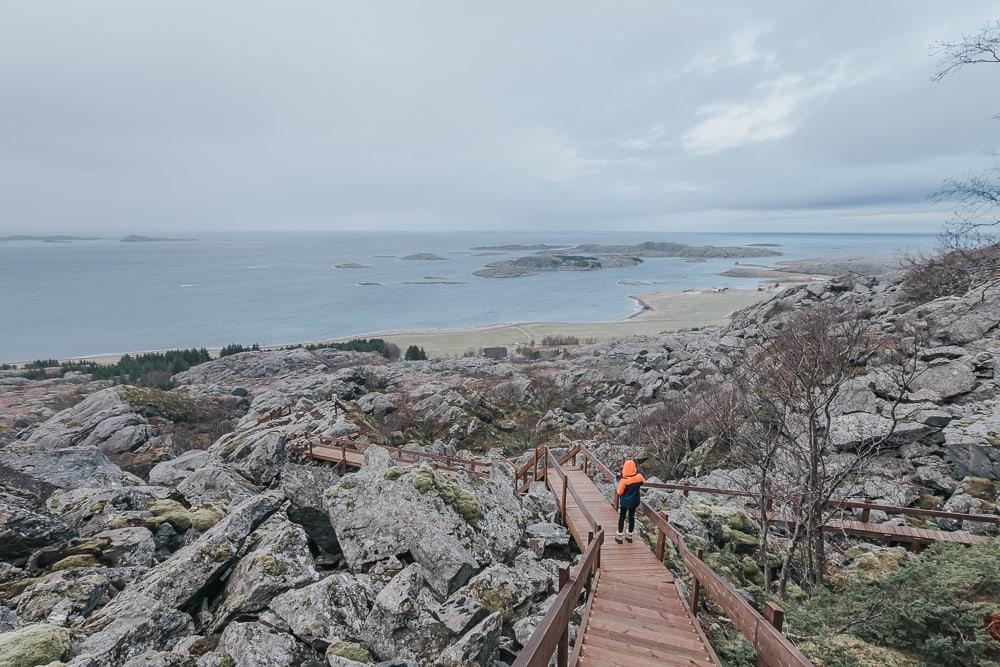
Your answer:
[10,287,776,365]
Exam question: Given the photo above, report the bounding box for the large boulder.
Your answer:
[25,387,156,456]
[361,563,451,661]
[279,463,340,553]
[208,429,286,487]
[324,448,526,574]
[46,486,174,536]
[0,493,76,560]
[79,493,281,635]
[0,623,72,666]
[176,464,259,508]
[14,569,113,625]
[910,360,977,400]
[148,450,210,487]
[0,443,140,503]
[216,621,314,667]
[206,515,319,633]
[923,280,1000,344]
[436,611,502,667]
[268,572,377,647]
[69,593,195,667]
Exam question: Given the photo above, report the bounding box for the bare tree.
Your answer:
[932,19,1000,82]
[707,305,924,594]
[913,19,1000,298]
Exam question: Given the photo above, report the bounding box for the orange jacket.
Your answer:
[616,460,644,508]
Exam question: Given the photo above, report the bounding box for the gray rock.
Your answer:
[911,360,977,400]
[80,493,282,633]
[0,493,76,560]
[279,463,341,553]
[362,563,451,661]
[217,621,313,667]
[0,623,72,666]
[268,572,377,647]
[26,387,157,456]
[177,464,259,508]
[47,486,173,536]
[15,569,113,625]
[0,442,140,503]
[207,515,319,633]
[945,440,1000,480]
[325,447,526,573]
[91,527,157,568]
[434,593,488,636]
[524,522,569,558]
[412,532,477,600]
[435,611,502,666]
[148,450,211,487]
[70,593,195,667]
[358,392,396,417]
[209,430,287,487]
[0,604,19,633]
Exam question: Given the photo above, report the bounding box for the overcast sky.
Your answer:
[2,2,998,234]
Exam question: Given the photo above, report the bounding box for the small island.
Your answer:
[0,235,105,242]
[401,253,448,261]
[542,241,781,259]
[120,235,197,243]
[475,254,642,278]
[470,243,568,251]
[333,262,370,269]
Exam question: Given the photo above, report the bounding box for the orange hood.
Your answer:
[621,460,638,478]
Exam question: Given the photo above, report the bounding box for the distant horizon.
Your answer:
[2,3,996,237]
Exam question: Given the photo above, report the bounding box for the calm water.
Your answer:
[0,231,935,361]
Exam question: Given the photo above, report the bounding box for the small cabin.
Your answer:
[483,346,508,360]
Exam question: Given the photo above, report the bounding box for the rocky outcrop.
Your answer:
[0,442,140,503]
[0,493,76,561]
[324,448,526,575]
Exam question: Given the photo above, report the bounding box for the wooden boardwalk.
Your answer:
[547,467,720,667]
[765,511,989,547]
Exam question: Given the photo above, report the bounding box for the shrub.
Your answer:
[786,540,1000,666]
[404,345,427,361]
[540,335,579,346]
[219,343,260,357]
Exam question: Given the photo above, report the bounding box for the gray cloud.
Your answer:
[1,1,998,233]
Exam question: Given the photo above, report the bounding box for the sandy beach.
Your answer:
[51,288,772,364]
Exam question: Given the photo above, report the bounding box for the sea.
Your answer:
[0,231,937,362]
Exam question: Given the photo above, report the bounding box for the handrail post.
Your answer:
[557,565,569,667]
[533,447,540,482]
[561,478,568,526]
[763,601,784,631]
[586,530,596,596]
[655,528,665,561]
[860,502,871,523]
[595,524,602,570]
[690,548,703,612]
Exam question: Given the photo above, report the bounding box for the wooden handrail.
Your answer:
[640,480,1000,526]
[513,529,604,667]
[638,501,812,667]
[544,448,600,533]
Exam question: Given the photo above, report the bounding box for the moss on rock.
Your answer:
[189,505,224,532]
[49,554,101,572]
[799,633,918,667]
[408,464,482,525]
[0,624,71,667]
[961,476,997,501]
[325,640,373,663]
[148,499,192,532]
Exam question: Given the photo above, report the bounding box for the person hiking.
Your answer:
[615,459,644,544]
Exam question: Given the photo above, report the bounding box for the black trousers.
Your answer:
[618,505,635,533]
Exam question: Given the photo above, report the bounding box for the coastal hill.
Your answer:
[474,253,642,278]
[543,240,782,258]
[0,260,997,665]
